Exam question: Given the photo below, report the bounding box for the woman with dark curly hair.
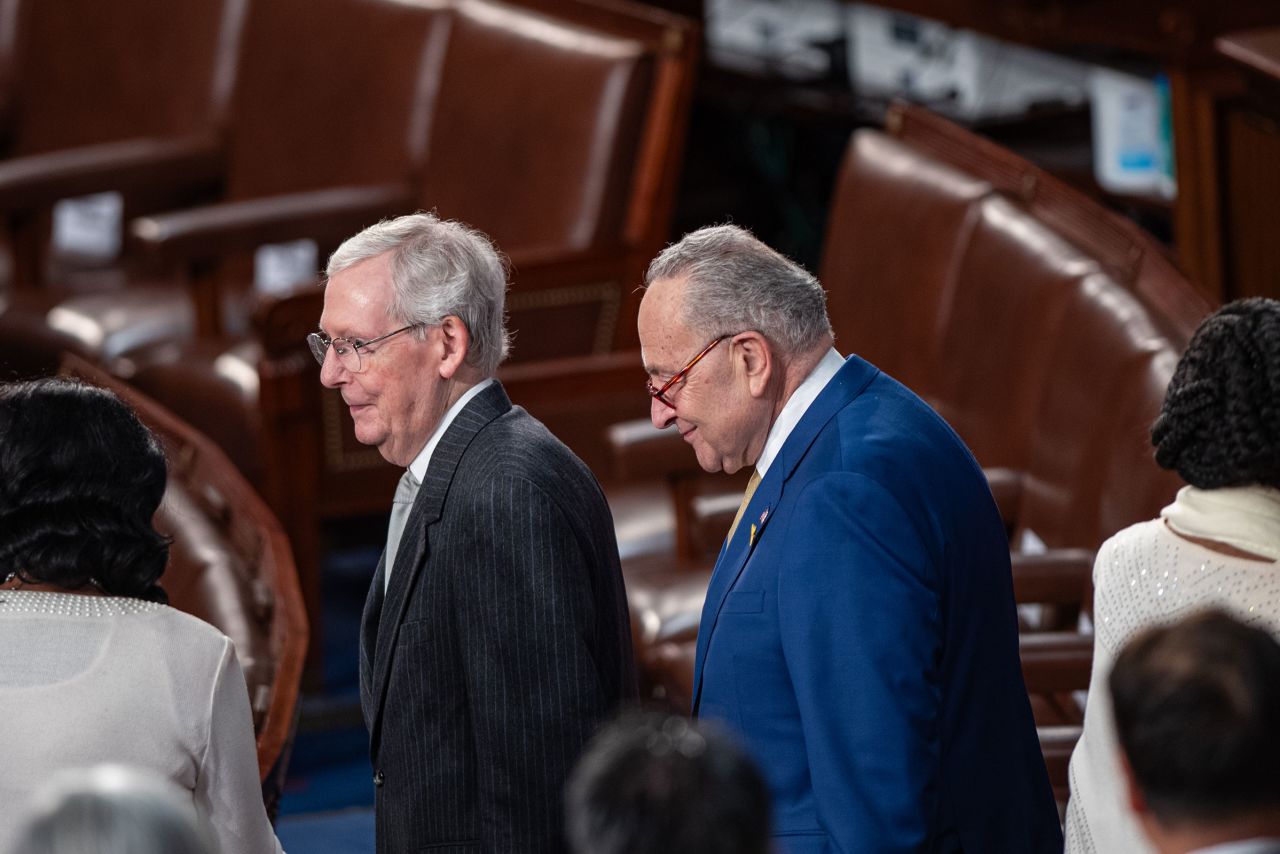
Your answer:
[0,379,283,854]
[1065,298,1280,854]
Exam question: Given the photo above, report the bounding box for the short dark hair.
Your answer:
[565,712,771,854]
[1151,297,1280,489]
[1110,609,1280,826]
[0,379,169,601]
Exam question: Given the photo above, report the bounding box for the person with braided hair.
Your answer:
[1065,297,1280,854]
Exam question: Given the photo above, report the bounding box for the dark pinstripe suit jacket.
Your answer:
[359,381,637,854]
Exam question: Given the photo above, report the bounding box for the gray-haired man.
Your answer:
[310,212,637,853]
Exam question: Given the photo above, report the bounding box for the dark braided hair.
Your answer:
[1151,298,1280,489]
[0,378,169,601]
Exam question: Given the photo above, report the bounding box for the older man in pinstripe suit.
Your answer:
[311,213,637,854]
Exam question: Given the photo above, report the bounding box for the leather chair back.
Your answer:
[421,0,695,360]
[421,0,652,256]
[1013,276,1174,551]
[1092,348,1183,547]
[0,0,243,290]
[820,130,989,398]
[928,195,1090,469]
[0,0,21,148]
[879,103,1209,551]
[8,0,241,154]
[225,0,451,200]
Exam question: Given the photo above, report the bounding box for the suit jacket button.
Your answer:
[373,770,385,787]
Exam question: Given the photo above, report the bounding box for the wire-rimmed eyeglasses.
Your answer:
[645,335,730,408]
[306,324,419,374]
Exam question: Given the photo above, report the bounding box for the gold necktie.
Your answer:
[726,468,762,545]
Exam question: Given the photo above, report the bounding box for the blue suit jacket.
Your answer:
[692,356,1061,853]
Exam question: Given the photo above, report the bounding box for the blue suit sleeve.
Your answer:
[777,471,941,852]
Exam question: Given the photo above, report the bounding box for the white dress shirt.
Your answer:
[407,377,495,483]
[385,378,495,591]
[755,348,844,478]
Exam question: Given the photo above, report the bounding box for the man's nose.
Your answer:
[650,394,676,429]
[319,348,346,388]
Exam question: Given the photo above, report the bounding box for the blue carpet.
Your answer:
[315,542,382,699]
[280,721,373,815]
[277,530,383,847]
[278,808,375,854]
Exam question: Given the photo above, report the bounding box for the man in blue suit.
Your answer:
[637,225,1062,853]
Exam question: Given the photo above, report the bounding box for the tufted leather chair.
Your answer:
[61,354,307,818]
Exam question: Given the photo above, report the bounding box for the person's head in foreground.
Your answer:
[9,764,218,854]
[1111,609,1280,854]
[312,212,510,467]
[0,378,169,601]
[1151,296,1280,491]
[638,224,834,474]
[565,711,772,854]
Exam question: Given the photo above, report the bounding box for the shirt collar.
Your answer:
[407,378,495,482]
[755,348,843,478]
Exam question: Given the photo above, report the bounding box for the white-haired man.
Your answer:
[310,212,637,853]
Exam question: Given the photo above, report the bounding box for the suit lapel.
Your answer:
[363,382,513,757]
[691,356,879,714]
[359,551,387,730]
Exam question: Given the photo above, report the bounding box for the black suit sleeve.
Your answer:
[453,472,610,854]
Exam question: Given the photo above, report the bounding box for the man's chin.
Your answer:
[351,422,386,449]
[693,447,724,474]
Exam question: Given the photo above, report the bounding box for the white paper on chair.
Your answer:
[52,192,124,260]
[255,239,319,295]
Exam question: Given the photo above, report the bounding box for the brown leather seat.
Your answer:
[3,0,452,370]
[425,0,655,270]
[0,0,237,290]
[61,355,307,817]
[0,0,22,148]
[820,129,991,399]
[925,195,1092,469]
[1004,277,1180,554]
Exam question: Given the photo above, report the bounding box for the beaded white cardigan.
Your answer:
[0,591,283,854]
[1064,486,1280,853]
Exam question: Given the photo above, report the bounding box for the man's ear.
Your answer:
[436,316,471,379]
[734,331,773,398]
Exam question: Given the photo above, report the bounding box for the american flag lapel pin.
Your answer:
[750,507,770,546]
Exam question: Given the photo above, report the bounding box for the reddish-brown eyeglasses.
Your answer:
[646,335,730,408]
